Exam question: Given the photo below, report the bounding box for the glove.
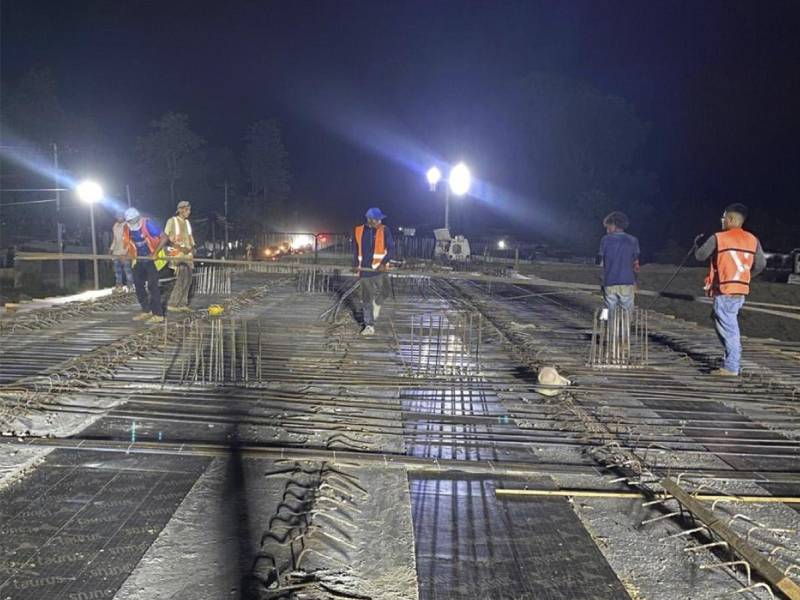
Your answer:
[693,233,705,248]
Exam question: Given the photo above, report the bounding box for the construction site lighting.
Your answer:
[448,163,471,196]
[497,239,507,250]
[291,234,315,250]
[426,166,442,188]
[76,180,103,204]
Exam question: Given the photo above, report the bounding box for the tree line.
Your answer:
[0,68,291,246]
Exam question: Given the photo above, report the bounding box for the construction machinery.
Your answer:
[433,228,471,262]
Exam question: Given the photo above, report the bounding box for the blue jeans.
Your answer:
[713,294,746,373]
[603,285,635,312]
[113,257,134,287]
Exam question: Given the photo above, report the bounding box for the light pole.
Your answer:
[427,162,471,230]
[76,180,103,290]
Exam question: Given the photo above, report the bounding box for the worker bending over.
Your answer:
[695,203,766,376]
[123,207,168,324]
[164,200,195,312]
[353,207,395,336]
[598,211,640,314]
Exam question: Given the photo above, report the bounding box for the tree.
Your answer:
[243,119,290,224]
[503,73,658,253]
[137,113,206,206]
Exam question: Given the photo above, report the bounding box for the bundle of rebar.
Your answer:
[406,311,482,376]
[588,307,649,368]
[169,317,265,385]
[296,268,332,294]
[194,266,232,295]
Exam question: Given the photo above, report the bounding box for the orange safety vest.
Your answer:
[123,218,165,269]
[354,224,387,270]
[704,228,758,296]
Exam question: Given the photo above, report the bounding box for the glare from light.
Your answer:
[290,234,314,250]
[426,166,442,186]
[76,180,103,204]
[448,163,471,196]
[497,239,507,250]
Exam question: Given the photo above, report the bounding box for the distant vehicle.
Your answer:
[263,245,282,258]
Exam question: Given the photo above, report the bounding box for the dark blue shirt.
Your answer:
[353,224,395,277]
[599,231,640,286]
[129,220,163,257]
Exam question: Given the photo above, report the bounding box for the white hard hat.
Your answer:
[124,208,140,222]
[536,366,571,397]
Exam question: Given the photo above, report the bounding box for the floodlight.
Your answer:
[448,163,471,196]
[426,166,442,188]
[76,180,103,204]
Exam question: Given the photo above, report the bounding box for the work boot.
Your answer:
[372,301,381,320]
[360,325,375,336]
[147,314,165,324]
[122,285,130,293]
[710,368,738,377]
[133,312,151,321]
[167,306,181,313]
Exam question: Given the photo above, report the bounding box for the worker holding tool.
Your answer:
[162,200,195,313]
[122,207,168,324]
[109,213,134,293]
[353,207,395,335]
[695,203,766,376]
[598,211,640,315]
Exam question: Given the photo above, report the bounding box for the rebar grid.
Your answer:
[0,289,137,335]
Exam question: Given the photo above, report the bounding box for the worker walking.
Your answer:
[122,207,168,323]
[598,211,640,314]
[353,207,395,335]
[164,200,195,313]
[109,213,134,293]
[695,203,766,376]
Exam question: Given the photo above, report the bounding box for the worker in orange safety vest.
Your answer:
[353,207,395,336]
[123,207,169,323]
[694,203,766,376]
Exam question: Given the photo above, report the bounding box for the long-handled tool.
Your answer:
[646,233,704,310]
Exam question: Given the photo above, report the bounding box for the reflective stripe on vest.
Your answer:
[166,216,194,257]
[706,229,758,296]
[355,224,386,270]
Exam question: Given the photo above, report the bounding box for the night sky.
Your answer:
[2,0,799,252]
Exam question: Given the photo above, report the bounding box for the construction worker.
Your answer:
[109,213,134,293]
[123,207,168,323]
[598,211,640,314]
[353,207,395,335]
[163,200,195,312]
[695,203,766,376]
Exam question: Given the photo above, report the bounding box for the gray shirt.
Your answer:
[694,233,766,276]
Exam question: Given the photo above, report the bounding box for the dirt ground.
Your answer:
[519,262,800,342]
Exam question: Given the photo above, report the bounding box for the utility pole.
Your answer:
[224,182,229,260]
[211,215,217,259]
[444,187,451,231]
[53,143,64,289]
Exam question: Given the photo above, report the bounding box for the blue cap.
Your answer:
[365,207,387,220]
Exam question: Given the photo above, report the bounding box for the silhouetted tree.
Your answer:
[137,113,206,206]
[506,72,658,253]
[243,119,290,224]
